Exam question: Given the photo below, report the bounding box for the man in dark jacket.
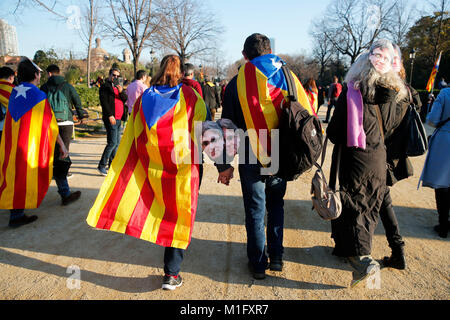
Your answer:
[202,77,220,120]
[41,64,87,205]
[97,67,128,176]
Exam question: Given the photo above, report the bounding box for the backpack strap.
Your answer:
[316,135,341,191]
[281,65,298,102]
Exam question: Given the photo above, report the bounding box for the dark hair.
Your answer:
[46,64,60,74]
[109,67,120,76]
[151,55,182,87]
[17,58,40,83]
[184,63,195,76]
[136,70,147,80]
[243,33,271,61]
[0,66,15,80]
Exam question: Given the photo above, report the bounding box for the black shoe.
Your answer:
[9,215,38,228]
[269,258,283,271]
[248,262,266,280]
[62,191,81,206]
[434,225,448,238]
[97,166,108,176]
[382,250,407,270]
[162,274,183,290]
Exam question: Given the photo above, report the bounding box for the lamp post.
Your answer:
[409,48,416,85]
[150,49,155,77]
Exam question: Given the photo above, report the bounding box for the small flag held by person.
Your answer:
[426,51,442,92]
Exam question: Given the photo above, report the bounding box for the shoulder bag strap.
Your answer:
[281,65,298,102]
[374,104,385,141]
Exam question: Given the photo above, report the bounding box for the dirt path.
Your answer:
[0,108,448,300]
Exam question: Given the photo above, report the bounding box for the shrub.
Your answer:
[75,85,100,108]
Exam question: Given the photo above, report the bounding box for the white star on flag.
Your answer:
[14,85,31,99]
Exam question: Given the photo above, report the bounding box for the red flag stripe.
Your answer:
[0,113,13,196]
[13,110,32,208]
[125,178,155,238]
[95,145,140,230]
[0,88,11,100]
[155,107,179,247]
[37,101,53,206]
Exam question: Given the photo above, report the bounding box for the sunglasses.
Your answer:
[112,74,120,78]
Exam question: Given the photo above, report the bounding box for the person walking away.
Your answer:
[41,64,86,204]
[327,39,408,287]
[219,33,316,280]
[324,76,342,123]
[126,70,148,115]
[305,78,319,115]
[0,57,68,227]
[86,55,208,290]
[380,44,422,269]
[0,67,15,140]
[202,77,220,120]
[182,63,203,98]
[97,67,128,176]
[419,87,450,238]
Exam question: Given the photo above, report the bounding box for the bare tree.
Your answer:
[104,0,160,75]
[320,0,398,63]
[311,20,334,82]
[428,0,449,61]
[79,0,100,87]
[12,0,66,19]
[153,0,223,64]
[389,0,417,48]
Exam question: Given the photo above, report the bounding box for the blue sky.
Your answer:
[2,0,425,66]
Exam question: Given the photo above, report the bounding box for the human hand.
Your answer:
[218,167,234,186]
[109,116,116,125]
[116,85,123,93]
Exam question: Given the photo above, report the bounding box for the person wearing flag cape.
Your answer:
[218,33,316,280]
[0,57,68,228]
[86,55,208,291]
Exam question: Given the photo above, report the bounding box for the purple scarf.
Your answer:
[346,81,366,149]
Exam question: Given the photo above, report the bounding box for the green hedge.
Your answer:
[75,85,100,108]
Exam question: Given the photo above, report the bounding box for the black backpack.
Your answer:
[275,66,323,181]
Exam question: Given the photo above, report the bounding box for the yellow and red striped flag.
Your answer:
[237,54,315,166]
[0,83,59,209]
[426,51,442,92]
[87,84,207,250]
[0,80,14,108]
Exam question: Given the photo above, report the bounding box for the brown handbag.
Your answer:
[310,136,342,220]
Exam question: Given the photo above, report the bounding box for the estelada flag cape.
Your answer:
[0,80,14,108]
[426,51,442,92]
[87,84,208,250]
[306,88,318,113]
[0,83,59,209]
[236,54,316,166]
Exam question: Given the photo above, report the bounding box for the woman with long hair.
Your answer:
[87,55,208,290]
[327,39,407,287]
[305,78,319,114]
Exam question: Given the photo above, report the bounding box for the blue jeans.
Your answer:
[238,164,287,272]
[164,247,184,276]
[54,175,71,198]
[99,119,121,168]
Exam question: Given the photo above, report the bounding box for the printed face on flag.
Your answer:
[370,48,392,74]
[392,50,402,74]
[202,128,224,160]
[223,128,240,158]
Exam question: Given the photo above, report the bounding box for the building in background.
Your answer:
[0,19,19,56]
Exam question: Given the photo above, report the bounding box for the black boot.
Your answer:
[382,247,406,270]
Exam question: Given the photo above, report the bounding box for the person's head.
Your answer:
[392,44,406,80]
[201,121,224,160]
[216,118,240,158]
[0,66,15,84]
[333,76,338,83]
[306,78,317,92]
[109,67,121,82]
[135,70,147,82]
[344,39,406,102]
[46,64,60,77]
[150,55,182,87]
[183,63,195,79]
[17,57,42,85]
[242,33,272,61]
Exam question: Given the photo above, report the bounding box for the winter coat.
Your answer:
[99,79,128,122]
[327,83,398,257]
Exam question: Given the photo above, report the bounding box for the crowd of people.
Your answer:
[0,32,448,291]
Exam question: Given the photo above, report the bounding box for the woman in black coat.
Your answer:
[326,39,408,287]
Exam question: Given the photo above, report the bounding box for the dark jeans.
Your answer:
[325,102,335,122]
[54,125,73,198]
[379,187,404,251]
[435,188,449,230]
[164,247,184,276]
[99,119,121,168]
[238,164,287,272]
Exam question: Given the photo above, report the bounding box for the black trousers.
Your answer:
[435,188,450,230]
[379,187,405,251]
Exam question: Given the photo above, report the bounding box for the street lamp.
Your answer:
[150,49,155,77]
[409,48,416,85]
